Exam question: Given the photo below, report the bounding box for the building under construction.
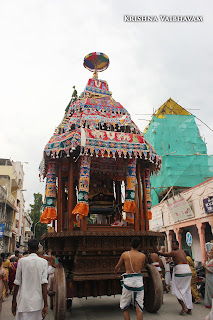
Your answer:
[144,98,213,206]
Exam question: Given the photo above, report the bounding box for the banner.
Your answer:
[149,209,163,231]
[166,195,194,223]
[203,197,213,214]
[0,224,5,238]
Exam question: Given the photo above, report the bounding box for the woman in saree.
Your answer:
[0,253,10,280]
[205,298,213,320]
[0,257,9,318]
[0,253,11,299]
[184,249,201,304]
[203,248,213,309]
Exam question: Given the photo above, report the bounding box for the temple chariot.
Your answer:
[39,52,163,319]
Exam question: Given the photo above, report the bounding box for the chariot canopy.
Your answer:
[39,52,161,230]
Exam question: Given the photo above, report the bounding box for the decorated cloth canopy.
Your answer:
[39,53,161,225]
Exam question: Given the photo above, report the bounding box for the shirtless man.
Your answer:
[115,237,146,320]
[154,240,193,315]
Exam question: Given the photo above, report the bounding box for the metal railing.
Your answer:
[7,193,16,207]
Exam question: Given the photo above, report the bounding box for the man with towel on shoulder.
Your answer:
[115,237,146,320]
[154,240,193,316]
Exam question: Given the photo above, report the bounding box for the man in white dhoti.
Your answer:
[12,239,48,320]
[164,258,171,292]
[115,237,146,320]
[155,240,193,315]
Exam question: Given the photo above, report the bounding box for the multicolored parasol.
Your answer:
[83,52,109,75]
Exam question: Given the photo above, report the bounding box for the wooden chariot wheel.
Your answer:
[53,268,67,320]
[144,264,163,313]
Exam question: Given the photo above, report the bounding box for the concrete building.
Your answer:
[22,210,33,250]
[0,185,16,251]
[150,178,213,263]
[0,159,27,252]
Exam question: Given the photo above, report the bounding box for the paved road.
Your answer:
[2,293,210,319]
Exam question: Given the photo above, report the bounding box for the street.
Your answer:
[2,293,210,320]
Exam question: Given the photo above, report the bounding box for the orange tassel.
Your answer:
[123,201,136,213]
[148,211,152,220]
[72,203,89,218]
[40,207,57,224]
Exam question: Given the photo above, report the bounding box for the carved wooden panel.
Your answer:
[45,230,162,300]
[66,278,122,298]
[73,256,119,274]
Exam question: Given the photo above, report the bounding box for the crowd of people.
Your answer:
[153,243,213,319]
[0,242,61,320]
[0,239,212,320]
[115,239,213,320]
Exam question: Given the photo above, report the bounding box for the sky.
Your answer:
[1,0,213,209]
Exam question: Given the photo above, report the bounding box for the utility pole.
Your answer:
[34,221,40,239]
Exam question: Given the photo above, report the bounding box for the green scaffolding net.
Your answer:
[144,115,213,206]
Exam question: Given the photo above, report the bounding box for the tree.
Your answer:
[65,86,78,113]
[30,193,47,243]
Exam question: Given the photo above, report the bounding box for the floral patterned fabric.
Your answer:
[72,155,91,220]
[144,168,152,220]
[40,161,57,224]
[123,158,137,224]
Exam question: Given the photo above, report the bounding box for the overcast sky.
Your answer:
[1,0,213,209]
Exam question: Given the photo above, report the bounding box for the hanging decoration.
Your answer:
[123,158,137,224]
[144,168,152,220]
[40,161,57,224]
[72,155,91,220]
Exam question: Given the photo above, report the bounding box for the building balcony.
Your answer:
[11,176,19,189]
[8,193,16,207]
[0,189,18,212]
[0,185,6,201]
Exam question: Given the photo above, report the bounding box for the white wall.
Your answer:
[151,178,213,230]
